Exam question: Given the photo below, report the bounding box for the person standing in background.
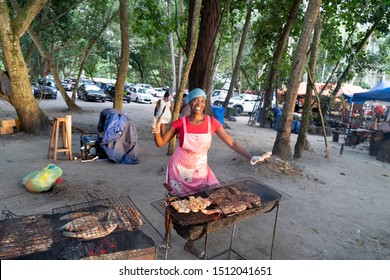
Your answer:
[179,93,191,118]
[154,90,174,136]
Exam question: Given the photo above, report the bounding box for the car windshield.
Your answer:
[85,85,101,91]
[138,88,146,93]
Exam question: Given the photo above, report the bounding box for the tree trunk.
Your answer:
[260,0,302,127]
[207,0,230,103]
[222,0,253,110]
[71,13,116,101]
[332,21,378,96]
[114,0,130,111]
[167,0,202,156]
[294,14,322,158]
[176,0,185,93]
[28,29,81,111]
[188,0,220,110]
[272,0,322,160]
[0,0,51,135]
[167,0,176,94]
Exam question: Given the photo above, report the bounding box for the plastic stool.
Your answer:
[48,115,73,162]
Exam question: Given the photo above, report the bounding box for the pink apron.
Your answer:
[167,116,220,195]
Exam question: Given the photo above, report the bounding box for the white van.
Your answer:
[211,89,239,104]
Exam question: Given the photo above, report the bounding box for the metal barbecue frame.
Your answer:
[151,177,288,260]
[1,192,164,260]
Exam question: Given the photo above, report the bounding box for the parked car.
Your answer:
[61,79,73,91]
[66,78,77,90]
[227,94,260,116]
[153,88,165,98]
[127,86,153,103]
[77,84,106,102]
[104,85,131,103]
[211,89,238,104]
[99,82,112,92]
[33,78,58,99]
[135,83,155,96]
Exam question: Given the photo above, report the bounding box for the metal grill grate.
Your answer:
[0,195,163,260]
[151,178,284,242]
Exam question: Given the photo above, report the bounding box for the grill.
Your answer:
[0,196,163,260]
[151,177,286,259]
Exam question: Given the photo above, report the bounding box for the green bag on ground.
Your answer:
[22,164,63,193]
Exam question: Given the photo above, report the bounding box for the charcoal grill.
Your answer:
[0,195,163,260]
[151,177,288,260]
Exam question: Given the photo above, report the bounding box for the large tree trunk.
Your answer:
[114,0,130,111]
[167,0,202,156]
[222,0,253,110]
[260,0,302,127]
[294,14,323,158]
[272,0,322,160]
[188,0,220,113]
[0,0,51,135]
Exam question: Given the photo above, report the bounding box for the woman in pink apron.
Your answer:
[153,88,269,258]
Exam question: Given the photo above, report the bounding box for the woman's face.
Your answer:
[189,96,206,113]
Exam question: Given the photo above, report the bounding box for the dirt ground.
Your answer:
[0,97,389,260]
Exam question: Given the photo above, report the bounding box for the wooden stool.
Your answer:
[48,115,73,162]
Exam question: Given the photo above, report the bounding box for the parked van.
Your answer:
[210,89,239,104]
[210,89,227,104]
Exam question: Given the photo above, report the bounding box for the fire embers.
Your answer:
[57,206,144,240]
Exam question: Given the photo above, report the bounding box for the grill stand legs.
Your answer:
[270,202,279,260]
[204,202,280,260]
[164,209,172,260]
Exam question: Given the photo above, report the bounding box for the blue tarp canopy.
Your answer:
[352,80,390,103]
[352,87,390,102]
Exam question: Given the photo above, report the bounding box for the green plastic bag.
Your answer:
[23,164,63,193]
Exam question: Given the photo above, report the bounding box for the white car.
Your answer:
[135,83,155,96]
[228,94,260,116]
[128,86,153,103]
[153,88,165,98]
[211,89,239,105]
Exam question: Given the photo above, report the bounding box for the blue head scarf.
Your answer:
[186,88,206,104]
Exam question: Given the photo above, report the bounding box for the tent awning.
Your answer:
[352,87,390,102]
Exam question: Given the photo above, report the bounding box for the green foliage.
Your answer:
[10,0,389,90]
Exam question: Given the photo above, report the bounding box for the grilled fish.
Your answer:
[58,211,91,221]
[62,220,118,240]
[57,215,100,232]
[59,207,111,221]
